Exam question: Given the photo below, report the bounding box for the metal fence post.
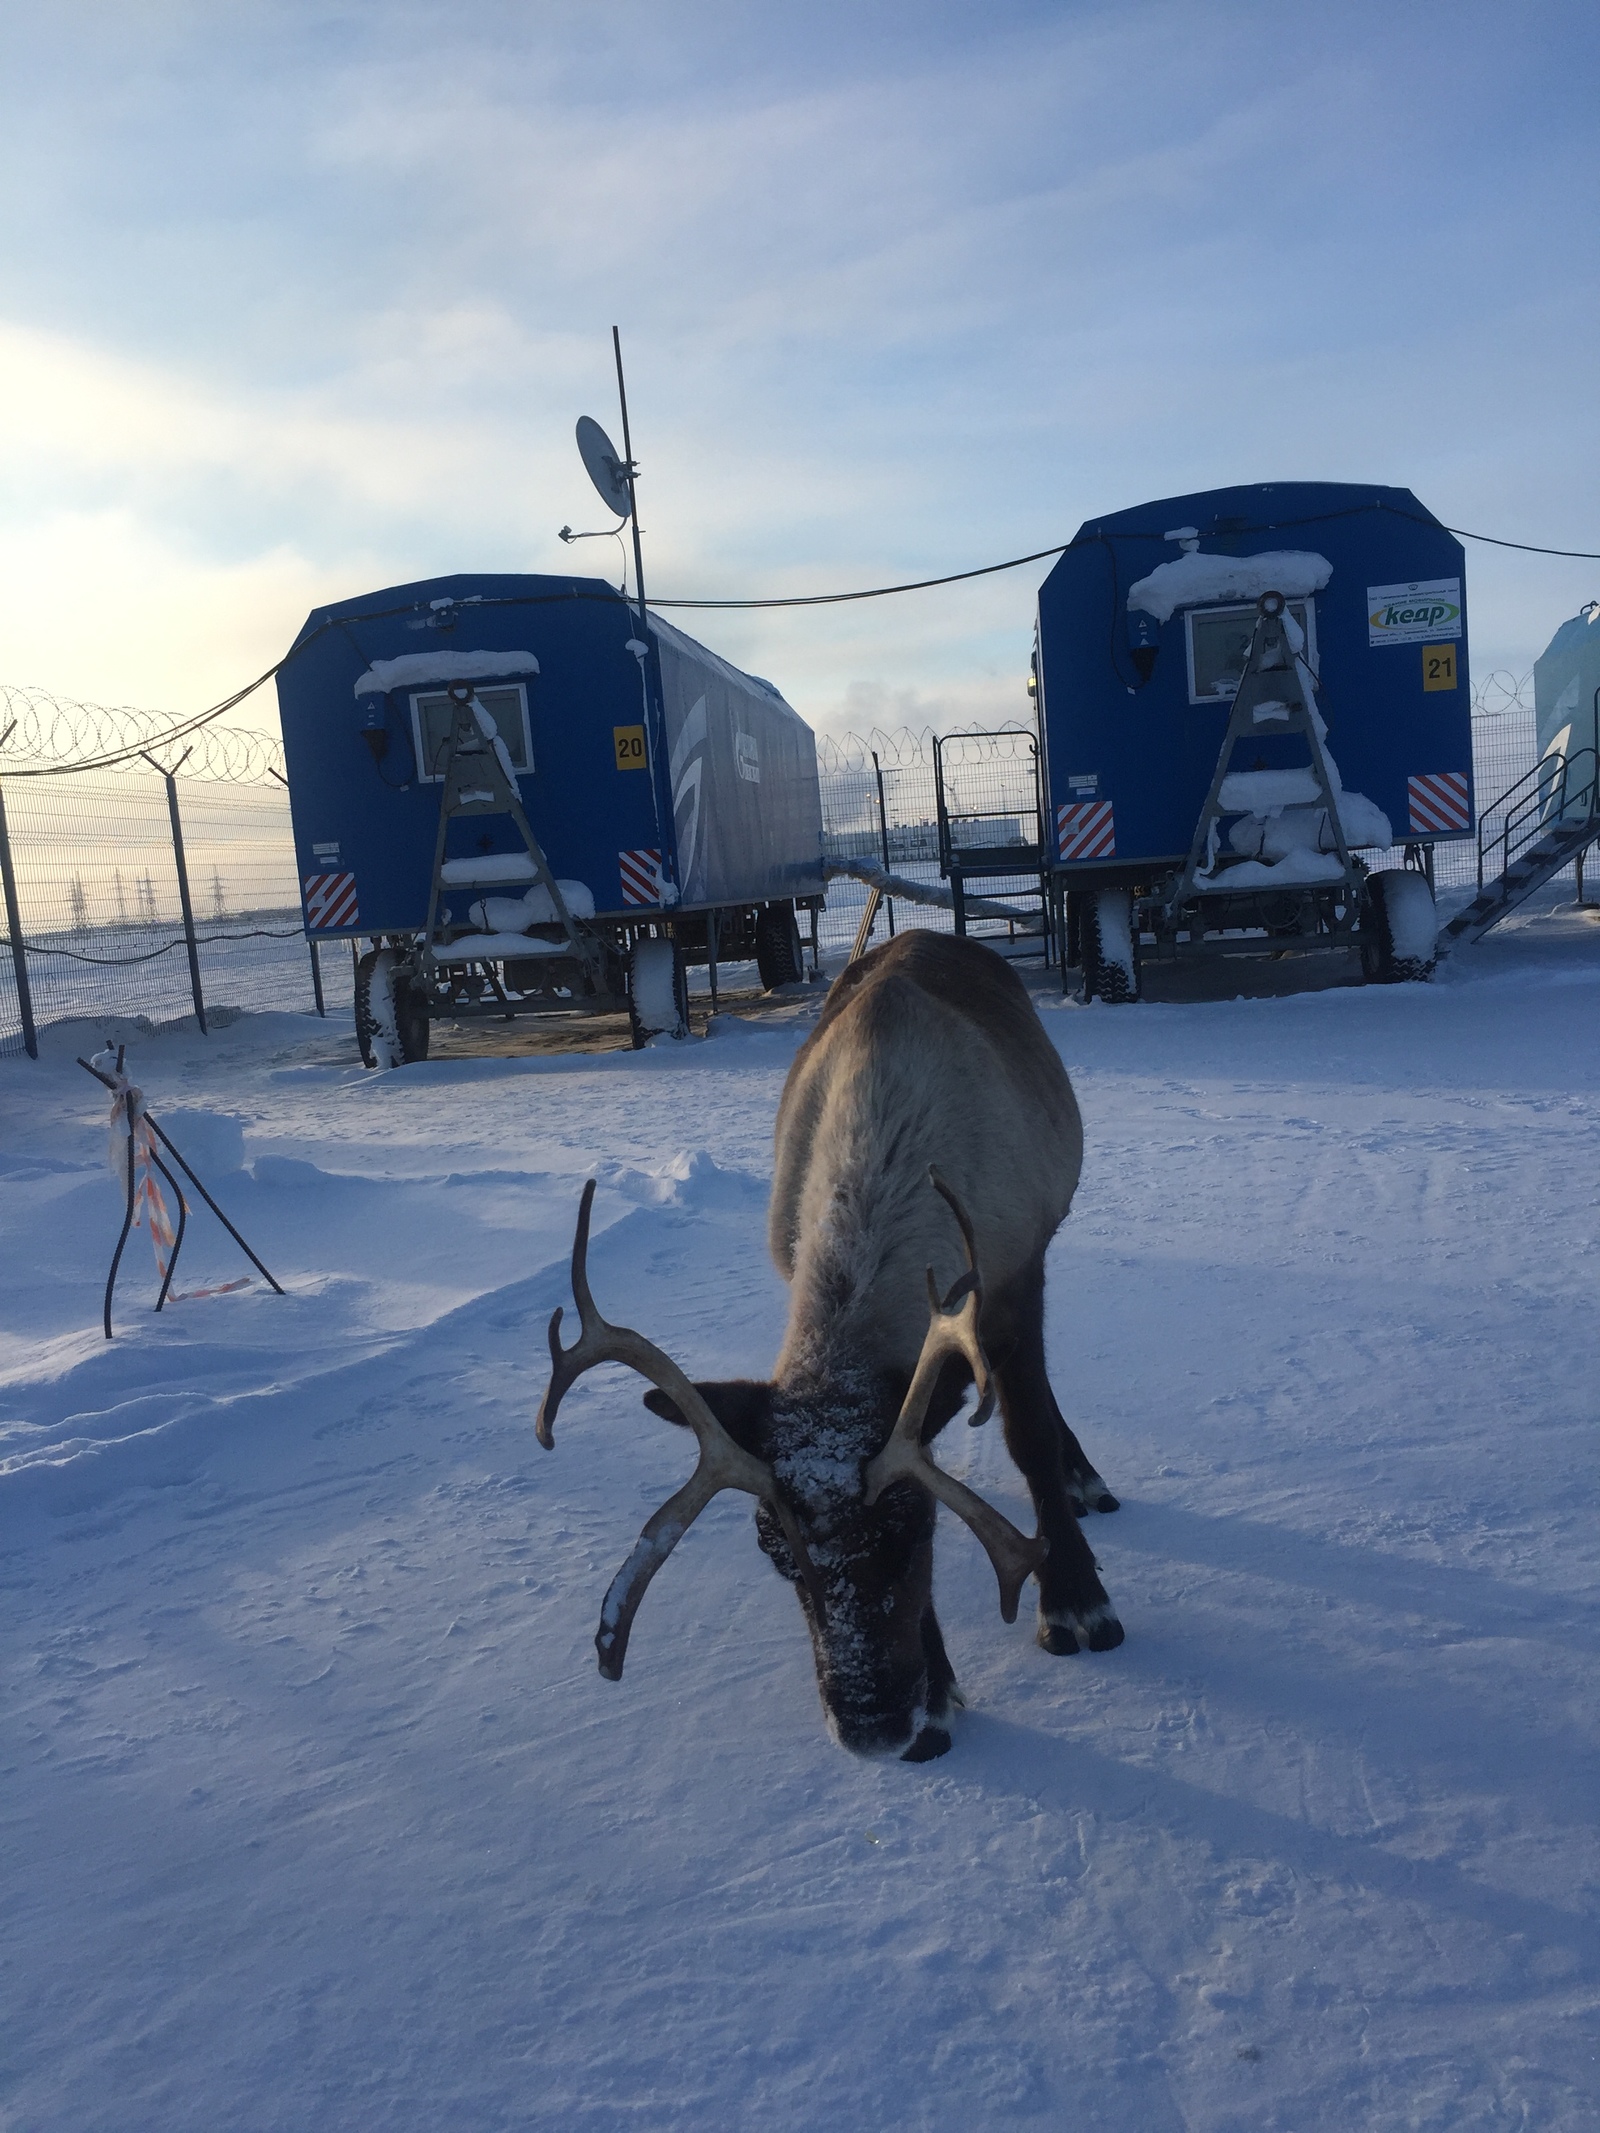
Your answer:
[144,751,206,1034]
[871,750,896,937]
[0,780,38,1058]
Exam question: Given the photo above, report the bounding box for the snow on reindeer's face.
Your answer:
[645,1372,947,1759]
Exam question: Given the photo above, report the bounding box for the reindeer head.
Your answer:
[536,1174,1045,1759]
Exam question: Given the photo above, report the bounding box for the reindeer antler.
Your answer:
[538,1181,825,1677]
[862,1168,1047,1622]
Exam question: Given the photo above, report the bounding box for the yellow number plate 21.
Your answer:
[613,724,648,770]
[1422,645,1457,692]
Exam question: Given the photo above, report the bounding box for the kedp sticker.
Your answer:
[1367,578,1462,647]
[613,724,648,771]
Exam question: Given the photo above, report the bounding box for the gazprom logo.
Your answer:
[1366,577,1463,646]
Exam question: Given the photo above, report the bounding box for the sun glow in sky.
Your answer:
[2,0,1597,738]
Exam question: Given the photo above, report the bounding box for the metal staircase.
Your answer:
[932,729,1052,955]
[1439,746,1599,947]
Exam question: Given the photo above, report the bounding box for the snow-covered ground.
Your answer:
[3,897,1598,2131]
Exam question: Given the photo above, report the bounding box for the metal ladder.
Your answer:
[418,684,603,993]
[1169,591,1362,919]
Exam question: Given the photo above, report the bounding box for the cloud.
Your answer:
[0,0,1595,717]
[0,508,330,716]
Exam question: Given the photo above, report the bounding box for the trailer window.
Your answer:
[1185,601,1316,705]
[410,685,534,783]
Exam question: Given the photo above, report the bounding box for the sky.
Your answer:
[2,0,1598,743]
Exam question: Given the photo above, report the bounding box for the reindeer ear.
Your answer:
[643,1379,774,1452]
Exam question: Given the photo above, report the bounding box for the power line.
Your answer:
[649,519,1600,609]
[1443,526,1600,561]
[649,542,1072,609]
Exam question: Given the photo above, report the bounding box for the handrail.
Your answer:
[932,730,1044,874]
[1477,744,1599,889]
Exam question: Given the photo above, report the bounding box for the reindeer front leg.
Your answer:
[989,1266,1123,1655]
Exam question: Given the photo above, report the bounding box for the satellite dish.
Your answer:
[576,417,633,519]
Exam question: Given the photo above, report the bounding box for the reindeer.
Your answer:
[537,931,1122,1760]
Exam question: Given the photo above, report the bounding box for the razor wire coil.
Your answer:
[0,684,286,783]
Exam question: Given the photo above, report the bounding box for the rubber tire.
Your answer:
[755,903,804,991]
[392,971,431,1061]
[354,947,383,1068]
[1082,888,1140,1003]
[355,947,430,1067]
[1361,869,1437,983]
[628,936,689,1047]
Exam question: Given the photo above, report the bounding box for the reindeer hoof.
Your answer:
[1083,1607,1124,1650]
[902,1725,952,1762]
[1038,1604,1123,1655]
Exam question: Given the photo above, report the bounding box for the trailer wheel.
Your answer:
[355,947,430,1067]
[1082,888,1140,1003]
[628,936,689,1046]
[1361,868,1437,983]
[393,971,431,1061]
[755,903,804,990]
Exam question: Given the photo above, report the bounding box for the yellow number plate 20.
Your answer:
[613,724,648,770]
[1422,645,1458,692]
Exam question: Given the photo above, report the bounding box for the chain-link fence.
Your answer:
[0,672,1564,1058]
[0,701,331,1057]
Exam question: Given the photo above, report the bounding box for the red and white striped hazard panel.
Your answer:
[1057,800,1115,862]
[303,872,359,930]
[618,849,662,906]
[1407,771,1470,834]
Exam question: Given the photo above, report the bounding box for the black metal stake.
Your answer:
[309,935,326,1016]
[150,1142,189,1311]
[0,780,38,1059]
[872,750,897,938]
[104,1115,139,1339]
[145,1118,282,1293]
[78,1057,285,1298]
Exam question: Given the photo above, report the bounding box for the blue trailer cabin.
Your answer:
[275,571,825,1061]
[1032,482,1471,995]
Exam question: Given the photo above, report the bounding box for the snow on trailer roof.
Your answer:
[1127,549,1333,623]
[351,650,542,696]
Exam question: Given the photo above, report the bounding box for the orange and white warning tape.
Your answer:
[104,1072,182,1283]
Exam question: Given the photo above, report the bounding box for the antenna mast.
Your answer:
[612,327,649,632]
